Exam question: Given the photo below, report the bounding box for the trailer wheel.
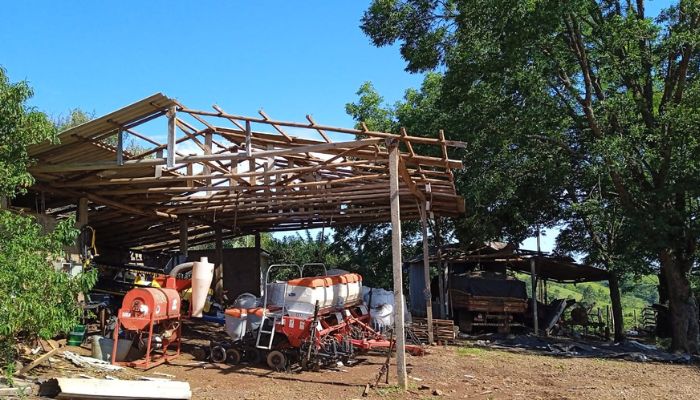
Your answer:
[226,348,241,365]
[266,350,287,370]
[210,345,227,363]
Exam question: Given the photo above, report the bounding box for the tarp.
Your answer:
[450,273,527,299]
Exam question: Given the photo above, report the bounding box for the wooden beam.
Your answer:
[116,130,124,166]
[214,227,224,302]
[420,202,434,344]
[180,107,467,148]
[388,139,407,390]
[77,197,89,228]
[259,110,293,142]
[531,257,539,335]
[167,106,177,168]
[30,139,384,173]
[179,217,188,257]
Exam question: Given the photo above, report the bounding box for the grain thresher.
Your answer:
[111,257,214,368]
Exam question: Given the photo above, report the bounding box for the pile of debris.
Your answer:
[4,339,193,399]
[462,333,695,363]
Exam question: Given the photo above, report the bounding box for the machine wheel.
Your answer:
[266,350,287,370]
[210,345,227,363]
[226,348,241,365]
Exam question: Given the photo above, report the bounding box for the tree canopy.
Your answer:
[360,0,700,351]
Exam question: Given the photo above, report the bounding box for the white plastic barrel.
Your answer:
[191,257,214,317]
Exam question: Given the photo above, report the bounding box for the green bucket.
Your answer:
[67,324,86,346]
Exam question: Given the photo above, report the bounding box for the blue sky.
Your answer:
[1,1,422,128]
[2,0,673,252]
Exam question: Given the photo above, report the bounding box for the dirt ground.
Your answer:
[35,344,700,399]
[27,323,700,399]
[150,344,700,400]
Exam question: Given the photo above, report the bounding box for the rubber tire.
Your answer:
[266,350,287,371]
[226,348,241,365]
[210,345,227,363]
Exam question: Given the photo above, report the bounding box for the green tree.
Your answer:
[0,67,55,197]
[361,0,700,352]
[0,68,97,376]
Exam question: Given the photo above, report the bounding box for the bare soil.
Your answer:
[152,344,700,400]
[27,323,700,399]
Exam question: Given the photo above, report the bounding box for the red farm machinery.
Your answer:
[210,264,420,370]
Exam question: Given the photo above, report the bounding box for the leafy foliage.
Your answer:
[0,69,97,376]
[0,212,97,374]
[0,67,55,198]
[361,0,700,351]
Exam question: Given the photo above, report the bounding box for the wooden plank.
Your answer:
[55,378,191,399]
[180,107,467,148]
[420,202,434,344]
[179,217,188,257]
[31,138,383,173]
[19,348,58,374]
[166,106,177,168]
[388,139,407,390]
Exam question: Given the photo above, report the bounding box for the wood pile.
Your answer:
[411,318,457,343]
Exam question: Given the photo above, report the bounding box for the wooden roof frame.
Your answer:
[28,93,465,251]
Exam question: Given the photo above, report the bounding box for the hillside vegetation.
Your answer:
[518,273,659,328]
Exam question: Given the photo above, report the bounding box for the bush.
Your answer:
[0,211,97,376]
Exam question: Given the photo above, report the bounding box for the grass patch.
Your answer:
[457,346,486,357]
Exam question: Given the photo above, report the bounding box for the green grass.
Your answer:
[457,346,486,357]
[514,273,659,326]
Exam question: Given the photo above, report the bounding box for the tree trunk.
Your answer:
[661,251,699,353]
[608,271,625,343]
[658,270,669,305]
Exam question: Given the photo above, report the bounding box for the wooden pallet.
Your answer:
[410,318,457,343]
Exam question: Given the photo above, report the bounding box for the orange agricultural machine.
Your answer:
[211,264,422,370]
[111,276,182,369]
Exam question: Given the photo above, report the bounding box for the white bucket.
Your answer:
[191,257,214,317]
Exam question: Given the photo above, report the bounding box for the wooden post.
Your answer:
[179,217,188,257]
[155,149,163,178]
[116,130,124,166]
[388,140,407,389]
[245,120,252,157]
[436,241,445,318]
[77,197,89,228]
[530,257,539,335]
[0,196,7,209]
[214,227,224,303]
[167,106,177,168]
[420,202,434,344]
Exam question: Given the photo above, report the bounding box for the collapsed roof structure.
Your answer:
[24,93,465,252]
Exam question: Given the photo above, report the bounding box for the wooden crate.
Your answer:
[410,317,457,343]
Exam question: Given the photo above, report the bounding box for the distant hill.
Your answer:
[516,273,659,328]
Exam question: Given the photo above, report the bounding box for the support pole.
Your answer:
[419,202,434,344]
[388,140,407,389]
[214,227,224,303]
[245,120,252,157]
[179,217,188,257]
[167,106,177,168]
[530,258,539,335]
[116,130,124,166]
[77,197,89,228]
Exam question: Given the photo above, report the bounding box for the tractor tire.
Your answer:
[266,350,287,371]
[210,345,227,363]
[226,348,241,365]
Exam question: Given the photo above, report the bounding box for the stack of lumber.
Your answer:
[411,318,457,343]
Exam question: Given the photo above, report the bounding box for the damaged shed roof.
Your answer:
[26,93,465,252]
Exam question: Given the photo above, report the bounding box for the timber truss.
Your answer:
[27,93,465,251]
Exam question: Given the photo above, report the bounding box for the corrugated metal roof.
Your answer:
[29,93,177,157]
